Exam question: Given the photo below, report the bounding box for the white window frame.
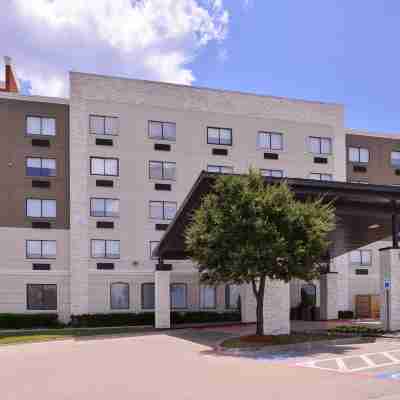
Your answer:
[308,136,332,155]
[90,157,119,176]
[349,147,369,163]
[26,116,56,136]
[149,161,176,181]
[350,250,372,266]
[89,115,119,135]
[90,198,120,218]
[257,132,283,151]
[26,199,56,218]
[91,239,120,259]
[149,201,177,220]
[26,240,56,259]
[148,121,176,141]
[26,157,56,177]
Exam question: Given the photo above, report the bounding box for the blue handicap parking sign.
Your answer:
[384,280,391,289]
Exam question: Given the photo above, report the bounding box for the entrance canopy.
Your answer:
[155,172,400,260]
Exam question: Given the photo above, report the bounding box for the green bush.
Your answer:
[171,311,241,324]
[0,313,61,329]
[329,325,384,335]
[338,310,354,319]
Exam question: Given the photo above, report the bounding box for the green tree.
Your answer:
[185,169,335,335]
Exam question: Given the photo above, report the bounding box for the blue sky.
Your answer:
[3,1,400,133]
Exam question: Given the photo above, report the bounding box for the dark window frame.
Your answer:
[207,126,233,146]
[90,156,119,177]
[26,115,56,137]
[26,284,57,310]
[148,160,176,181]
[149,241,160,260]
[170,282,188,310]
[260,169,284,178]
[89,115,119,136]
[207,165,234,174]
[90,198,120,218]
[26,198,57,219]
[309,136,332,155]
[148,120,176,142]
[90,239,121,259]
[141,282,155,310]
[149,200,177,220]
[26,240,57,259]
[257,131,283,151]
[110,282,130,310]
[26,157,57,177]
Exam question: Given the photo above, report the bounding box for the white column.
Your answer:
[320,273,338,320]
[240,283,257,323]
[155,270,171,329]
[380,248,400,331]
[263,279,290,335]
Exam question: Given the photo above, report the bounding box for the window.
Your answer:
[349,147,369,163]
[309,173,333,181]
[391,151,400,167]
[225,285,240,309]
[149,201,177,220]
[200,286,216,309]
[149,161,176,181]
[26,116,56,136]
[89,115,118,135]
[110,282,129,310]
[207,165,233,174]
[26,240,56,259]
[260,169,284,178]
[27,284,57,310]
[142,283,155,309]
[308,137,332,155]
[90,198,119,217]
[26,199,56,218]
[26,158,56,177]
[257,132,283,151]
[148,121,176,141]
[207,127,232,146]
[91,239,120,259]
[90,157,119,176]
[170,283,187,309]
[350,250,372,266]
[149,241,160,259]
[350,179,369,184]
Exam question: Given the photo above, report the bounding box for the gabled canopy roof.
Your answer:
[155,172,400,260]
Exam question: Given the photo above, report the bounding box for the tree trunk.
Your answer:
[252,276,266,336]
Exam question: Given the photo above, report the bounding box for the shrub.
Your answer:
[338,310,354,320]
[171,311,241,324]
[0,313,61,329]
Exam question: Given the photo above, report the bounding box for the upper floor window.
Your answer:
[26,199,56,218]
[110,282,129,310]
[26,240,56,259]
[257,132,283,151]
[207,165,233,174]
[148,121,176,141]
[350,179,369,184]
[350,250,371,266]
[149,201,177,220]
[260,169,284,178]
[391,151,400,167]
[149,241,160,259]
[309,173,332,181]
[91,239,120,259]
[349,147,369,163]
[149,161,176,181]
[90,157,119,176]
[308,137,332,155]
[207,127,232,146]
[26,158,56,177]
[89,115,118,135]
[27,284,57,311]
[90,198,119,217]
[200,286,216,309]
[26,116,56,136]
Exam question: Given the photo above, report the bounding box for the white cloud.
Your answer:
[1,0,229,97]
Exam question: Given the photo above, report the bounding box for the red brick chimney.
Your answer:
[0,56,19,93]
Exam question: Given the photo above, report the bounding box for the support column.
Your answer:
[240,283,257,323]
[263,279,290,335]
[155,268,171,329]
[380,248,400,331]
[320,273,339,320]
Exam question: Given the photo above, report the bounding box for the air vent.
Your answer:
[96,179,114,187]
[32,180,50,188]
[353,165,367,173]
[154,143,171,151]
[96,138,113,146]
[31,139,50,147]
[355,269,368,275]
[155,223,169,231]
[155,183,171,191]
[314,157,328,164]
[156,263,172,271]
[32,263,51,271]
[32,221,51,229]
[97,263,114,270]
[212,148,228,156]
[264,153,279,160]
[96,221,114,229]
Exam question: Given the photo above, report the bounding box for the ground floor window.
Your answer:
[225,284,240,309]
[200,286,216,309]
[110,282,129,310]
[170,283,187,309]
[141,283,155,310]
[27,284,57,310]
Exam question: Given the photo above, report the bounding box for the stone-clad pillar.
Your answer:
[320,273,338,320]
[155,269,171,329]
[240,283,257,323]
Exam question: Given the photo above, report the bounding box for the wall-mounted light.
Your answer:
[368,224,380,230]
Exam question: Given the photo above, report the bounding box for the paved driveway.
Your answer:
[1,329,400,400]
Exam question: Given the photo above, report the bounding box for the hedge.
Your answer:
[0,313,61,329]
[338,310,354,320]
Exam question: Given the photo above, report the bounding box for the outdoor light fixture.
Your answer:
[368,224,380,229]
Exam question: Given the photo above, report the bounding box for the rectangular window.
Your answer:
[260,169,284,178]
[148,121,176,141]
[349,147,369,163]
[91,239,120,259]
[257,132,283,151]
[309,173,333,181]
[89,115,118,135]
[110,282,129,310]
[207,127,232,146]
[149,201,177,220]
[170,283,187,309]
[149,161,176,181]
[26,116,56,136]
[27,284,57,310]
[350,250,372,266]
[26,158,56,177]
[309,137,332,155]
[207,165,233,174]
[90,198,120,217]
[149,241,160,259]
[225,284,240,309]
[26,240,56,259]
[90,157,119,176]
[142,283,155,309]
[200,286,216,309]
[391,151,400,167]
[26,199,56,218]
